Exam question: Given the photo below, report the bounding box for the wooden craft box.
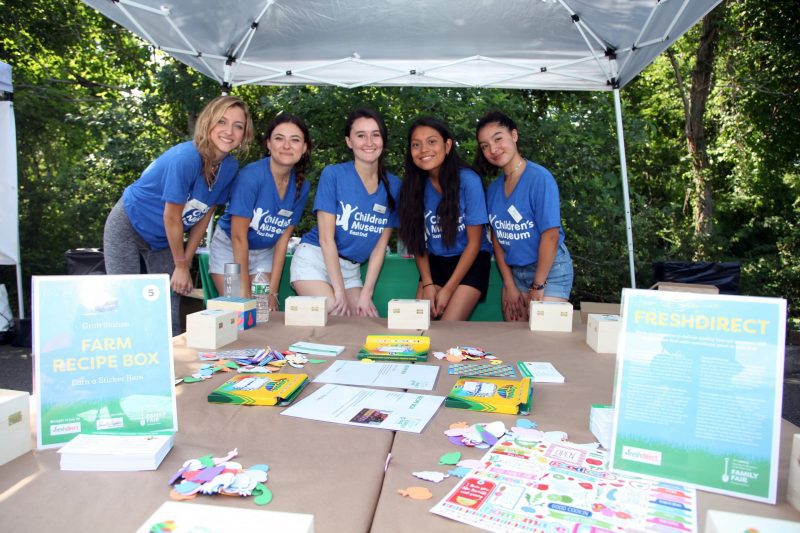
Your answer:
[387,299,430,330]
[285,296,328,327]
[529,301,573,332]
[186,309,238,349]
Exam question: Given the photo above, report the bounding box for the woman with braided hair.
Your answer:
[209,113,312,308]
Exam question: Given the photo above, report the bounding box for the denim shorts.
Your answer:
[511,242,573,299]
[208,225,274,275]
[290,243,363,289]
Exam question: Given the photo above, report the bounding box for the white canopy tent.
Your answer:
[0,61,24,320]
[83,0,723,286]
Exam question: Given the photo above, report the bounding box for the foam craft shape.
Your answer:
[439,452,462,465]
[413,471,447,483]
[398,487,433,500]
[484,421,506,437]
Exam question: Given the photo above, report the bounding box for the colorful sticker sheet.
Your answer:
[430,438,697,533]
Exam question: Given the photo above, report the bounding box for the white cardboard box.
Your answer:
[586,314,621,353]
[652,281,719,294]
[705,510,800,533]
[387,299,430,330]
[186,309,238,349]
[0,389,31,466]
[285,296,328,327]
[529,301,573,332]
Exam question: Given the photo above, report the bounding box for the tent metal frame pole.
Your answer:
[16,263,24,319]
[613,88,636,288]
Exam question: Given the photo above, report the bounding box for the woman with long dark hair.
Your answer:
[290,106,400,317]
[209,113,312,308]
[398,116,491,321]
[103,95,254,331]
[476,110,573,321]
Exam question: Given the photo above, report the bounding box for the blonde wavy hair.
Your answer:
[194,95,254,185]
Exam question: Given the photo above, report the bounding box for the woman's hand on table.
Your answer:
[329,289,351,316]
[355,295,379,318]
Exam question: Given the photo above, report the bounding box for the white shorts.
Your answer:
[209,225,275,275]
[290,242,363,289]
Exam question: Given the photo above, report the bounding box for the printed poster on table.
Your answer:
[33,275,178,448]
[431,437,697,532]
[610,288,786,503]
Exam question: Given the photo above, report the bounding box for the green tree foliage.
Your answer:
[1,1,798,326]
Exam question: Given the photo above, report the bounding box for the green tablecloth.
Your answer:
[198,252,504,321]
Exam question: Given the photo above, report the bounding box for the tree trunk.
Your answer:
[668,8,722,255]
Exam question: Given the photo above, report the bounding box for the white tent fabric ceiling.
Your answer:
[83,0,721,91]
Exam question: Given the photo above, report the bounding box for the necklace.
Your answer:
[506,157,525,180]
[207,164,220,192]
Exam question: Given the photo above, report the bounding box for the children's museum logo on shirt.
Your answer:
[182,198,210,226]
[250,207,291,238]
[489,214,534,242]
[337,202,388,237]
[425,211,465,241]
[337,201,358,231]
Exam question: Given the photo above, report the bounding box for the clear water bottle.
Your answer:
[251,270,270,324]
[223,263,241,297]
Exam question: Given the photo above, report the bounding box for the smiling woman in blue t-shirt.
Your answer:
[290,107,400,317]
[398,116,492,321]
[209,113,311,307]
[475,110,574,322]
[103,95,254,331]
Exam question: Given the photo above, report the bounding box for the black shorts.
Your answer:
[424,250,491,301]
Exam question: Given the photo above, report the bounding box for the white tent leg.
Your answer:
[613,88,636,288]
[16,262,24,319]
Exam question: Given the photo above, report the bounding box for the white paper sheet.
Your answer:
[313,360,439,390]
[281,384,444,433]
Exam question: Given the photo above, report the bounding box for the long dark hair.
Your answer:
[474,110,518,177]
[264,112,312,200]
[344,106,395,212]
[399,116,470,255]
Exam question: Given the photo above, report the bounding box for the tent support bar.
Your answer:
[16,262,24,319]
[613,88,636,288]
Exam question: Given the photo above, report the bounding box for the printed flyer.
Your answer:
[431,438,697,532]
[610,289,786,503]
[33,275,178,448]
[281,384,443,433]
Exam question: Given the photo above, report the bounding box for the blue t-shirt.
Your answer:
[122,141,237,250]
[217,158,310,250]
[486,160,565,266]
[424,168,492,257]
[301,161,401,264]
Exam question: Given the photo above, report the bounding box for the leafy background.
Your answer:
[1,0,798,330]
